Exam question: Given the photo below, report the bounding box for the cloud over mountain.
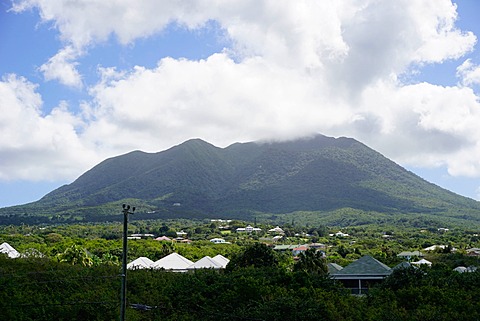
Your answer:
[2,0,480,198]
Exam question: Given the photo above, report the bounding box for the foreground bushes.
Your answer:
[1,255,480,320]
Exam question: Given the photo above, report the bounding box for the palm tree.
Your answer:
[293,248,328,274]
[57,244,93,267]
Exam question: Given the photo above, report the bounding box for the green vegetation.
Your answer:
[1,135,479,227]
[1,232,480,320]
[1,135,479,319]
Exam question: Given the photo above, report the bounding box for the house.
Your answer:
[151,253,194,272]
[236,225,262,233]
[212,254,230,268]
[268,226,284,234]
[453,266,477,273]
[292,245,309,256]
[309,243,327,250]
[393,261,414,270]
[423,245,456,252]
[187,256,223,270]
[272,235,283,242]
[331,255,392,295]
[155,236,171,241]
[411,258,432,267]
[0,242,20,258]
[330,231,349,237]
[210,238,230,244]
[466,248,480,256]
[327,262,343,274]
[397,251,424,260]
[130,233,155,239]
[127,257,154,270]
[176,231,187,237]
[273,244,299,251]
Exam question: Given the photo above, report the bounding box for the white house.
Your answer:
[176,231,187,237]
[187,256,223,270]
[411,258,432,267]
[127,257,154,270]
[151,253,194,272]
[212,254,230,268]
[0,242,20,258]
[210,238,229,244]
[268,226,284,234]
[236,225,262,233]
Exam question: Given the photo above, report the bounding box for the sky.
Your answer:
[1,0,480,208]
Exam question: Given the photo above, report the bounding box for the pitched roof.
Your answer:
[332,255,392,278]
[187,256,223,269]
[269,226,284,233]
[393,261,414,270]
[212,254,230,268]
[151,253,194,270]
[273,244,299,250]
[397,251,423,257]
[327,262,343,274]
[411,258,432,266]
[0,242,20,258]
[423,245,445,251]
[293,245,309,251]
[127,257,154,269]
[155,236,171,241]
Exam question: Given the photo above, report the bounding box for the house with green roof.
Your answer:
[331,255,392,295]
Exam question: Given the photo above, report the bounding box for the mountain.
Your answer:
[1,134,479,227]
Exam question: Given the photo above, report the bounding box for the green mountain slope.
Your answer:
[1,135,479,226]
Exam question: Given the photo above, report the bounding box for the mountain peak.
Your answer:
[2,134,479,226]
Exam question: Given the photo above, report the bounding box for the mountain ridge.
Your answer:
[1,134,479,226]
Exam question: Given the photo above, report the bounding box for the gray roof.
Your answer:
[393,261,414,270]
[273,244,299,251]
[332,255,392,278]
[327,262,343,274]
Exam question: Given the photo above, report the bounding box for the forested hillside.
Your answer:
[1,135,479,226]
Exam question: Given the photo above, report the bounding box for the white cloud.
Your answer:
[39,46,83,88]
[83,54,349,153]
[408,0,476,62]
[5,0,480,185]
[0,74,98,180]
[13,0,475,68]
[457,59,480,86]
[353,81,480,177]
[12,0,212,48]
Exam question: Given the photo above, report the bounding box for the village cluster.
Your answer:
[2,221,479,295]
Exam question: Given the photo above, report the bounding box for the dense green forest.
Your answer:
[1,219,480,320]
[1,245,480,320]
[3,135,480,227]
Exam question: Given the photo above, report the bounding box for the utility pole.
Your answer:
[120,204,135,321]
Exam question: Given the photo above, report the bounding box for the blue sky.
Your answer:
[1,0,480,208]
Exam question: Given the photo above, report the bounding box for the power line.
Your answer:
[0,301,119,308]
[0,273,120,285]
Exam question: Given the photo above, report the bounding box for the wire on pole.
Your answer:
[120,204,135,321]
